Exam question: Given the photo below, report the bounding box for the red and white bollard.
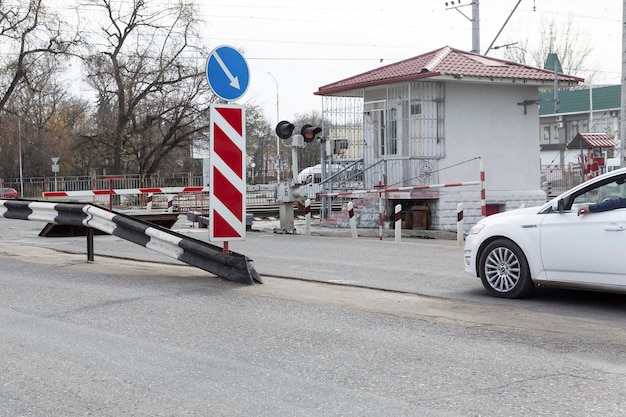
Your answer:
[394,204,402,242]
[457,203,464,247]
[348,201,358,239]
[305,198,311,235]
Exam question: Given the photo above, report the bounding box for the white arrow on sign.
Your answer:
[211,49,240,90]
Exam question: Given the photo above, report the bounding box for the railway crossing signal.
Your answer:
[275,121,295,140]
[300,124,322,143]
[275,121,322,144]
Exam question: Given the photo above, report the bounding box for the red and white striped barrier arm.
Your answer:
[318,181,480,198]
[43,187,210,198]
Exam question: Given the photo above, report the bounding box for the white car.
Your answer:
[464,167,626,298]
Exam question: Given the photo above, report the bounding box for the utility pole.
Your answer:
[18,118,23,197]
[444,1,480,53]
[619,0,626,166]
[267,72,281,181]
[471,1,480,54]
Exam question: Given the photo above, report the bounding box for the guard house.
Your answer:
[566,132,616,179]
[314,46,583,231]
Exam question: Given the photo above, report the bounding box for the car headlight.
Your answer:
[468,223,485,235]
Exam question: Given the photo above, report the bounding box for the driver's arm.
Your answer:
[578,197,626,215]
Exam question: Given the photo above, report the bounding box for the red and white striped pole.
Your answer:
[103,175,120,212]
[378,192,383,240]
[480,158,486,217]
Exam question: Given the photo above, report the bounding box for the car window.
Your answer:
[571,176,626,210]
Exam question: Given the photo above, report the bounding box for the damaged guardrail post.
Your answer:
[87,227,94,261]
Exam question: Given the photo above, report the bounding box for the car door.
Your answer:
[540,207,626,285]
[540,173,626,286]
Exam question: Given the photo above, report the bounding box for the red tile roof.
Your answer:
[315,46,584,96]
[567,132,615,149]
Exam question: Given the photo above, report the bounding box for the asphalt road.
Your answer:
[2,217,626,416]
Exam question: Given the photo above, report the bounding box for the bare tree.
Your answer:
[502,16,592,77]
[79,0,216,177]
[0,0,80,179]
[532,16,592,76]
[0,0,79,112]
[245,103,274,184]
[292,111,323,170]
[0,56,90,180]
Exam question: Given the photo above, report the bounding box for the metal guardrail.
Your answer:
[0,199,261,284]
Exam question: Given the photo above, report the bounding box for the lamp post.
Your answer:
[18,118,23,197]
[267,72,280,182]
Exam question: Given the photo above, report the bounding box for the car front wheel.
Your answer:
[478,239,533,298]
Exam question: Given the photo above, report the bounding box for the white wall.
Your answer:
[443,82,542,192]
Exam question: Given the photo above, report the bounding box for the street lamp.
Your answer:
[267,72,280,182]
[18,118,23,197]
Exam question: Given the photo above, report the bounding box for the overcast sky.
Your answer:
[197,0,622,126]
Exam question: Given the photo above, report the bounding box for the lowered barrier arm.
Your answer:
[319,180,481,240]
[0,200,261,285]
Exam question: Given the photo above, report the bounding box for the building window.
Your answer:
[581,122,588,132]
[543,126,550,141]
[411,103,422,115]
[377,108,398,156]
[379,109,386,156]
[553,125,560,140]
[387,108,398,155]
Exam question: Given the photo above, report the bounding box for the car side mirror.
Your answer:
[552,198,565,212]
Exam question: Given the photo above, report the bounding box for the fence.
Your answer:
[1,173,277,209]
[2,173,202,199]
[2,167,593,211]
[540,166,585,198]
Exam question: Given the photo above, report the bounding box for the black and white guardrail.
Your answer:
[0,199,261,285]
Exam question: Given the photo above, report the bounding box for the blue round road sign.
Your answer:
[206,45,250,102]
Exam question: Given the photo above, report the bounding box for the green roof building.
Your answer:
[539,84,619,168]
